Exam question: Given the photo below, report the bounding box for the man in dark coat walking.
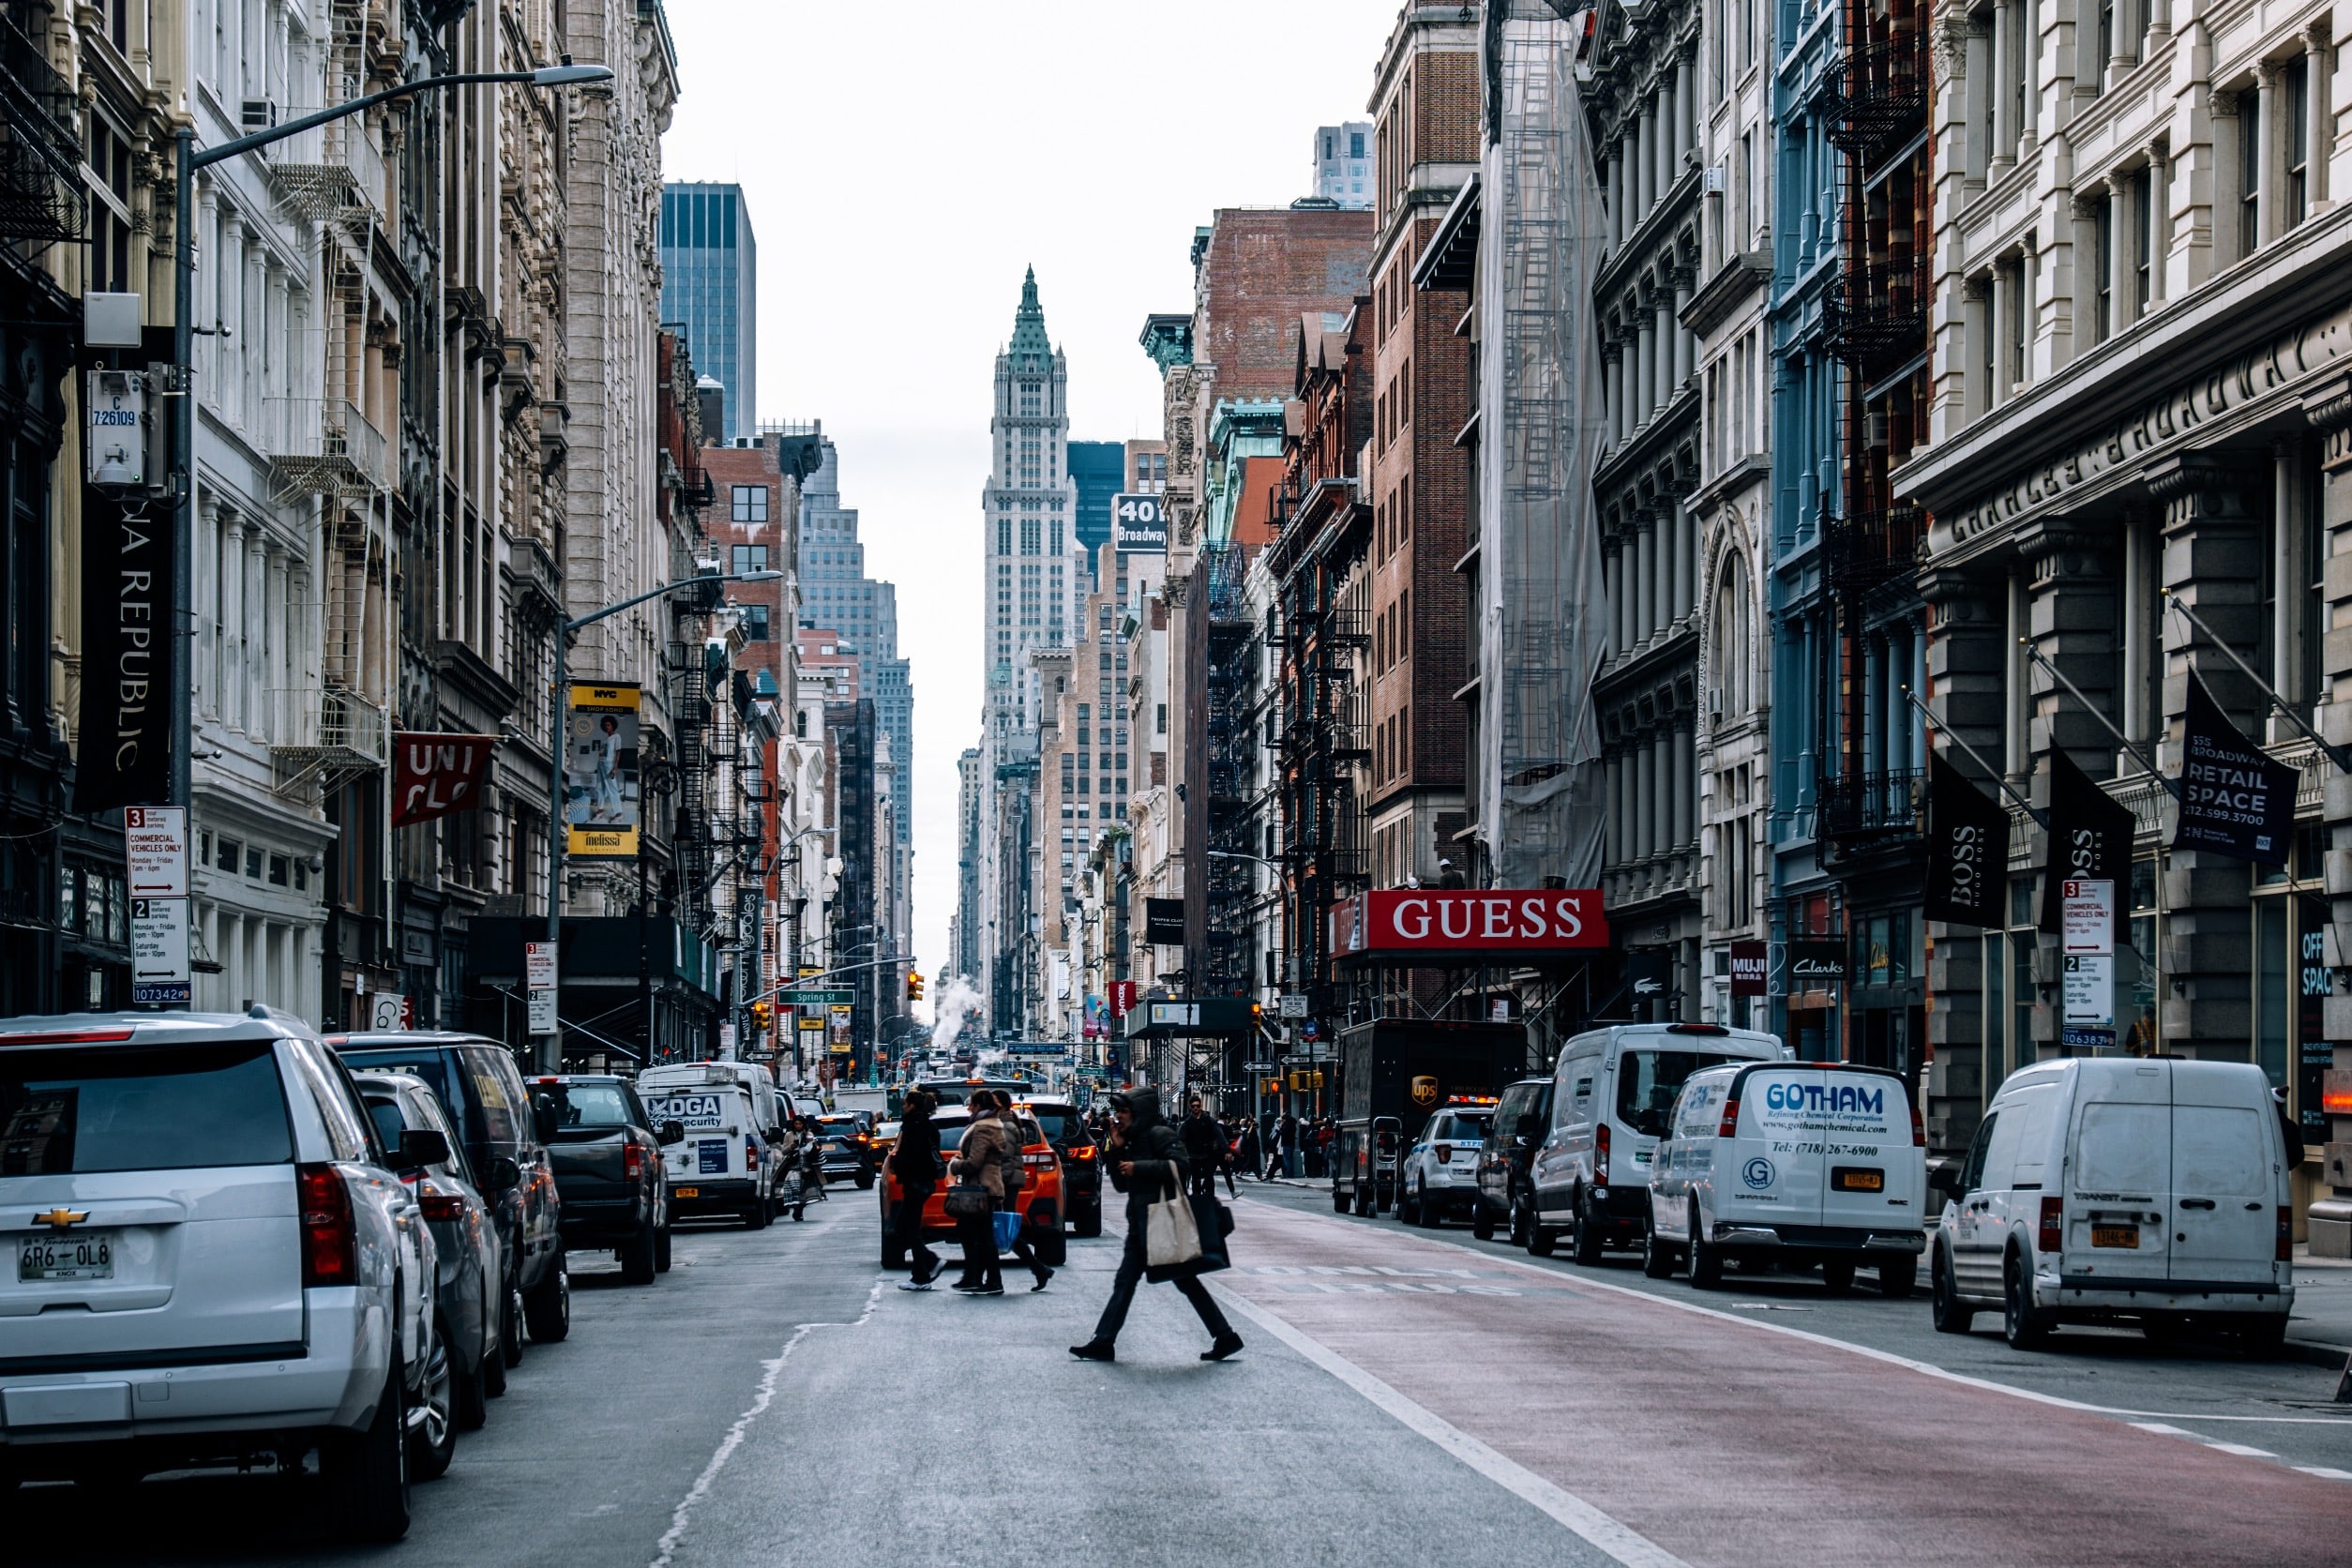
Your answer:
[1069,1088,1243,1364]
[1180,1093,1228,1196]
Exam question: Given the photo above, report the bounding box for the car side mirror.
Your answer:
[1928,1166,1965,1200]
[490,1156,521,1191]
[394,1128,450,1170]
[659,1120,686,1147]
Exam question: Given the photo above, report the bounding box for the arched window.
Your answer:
[1711,559,1751,717]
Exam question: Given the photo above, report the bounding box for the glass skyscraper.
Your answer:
[658,183,757,443]
[1066,440,1124,587]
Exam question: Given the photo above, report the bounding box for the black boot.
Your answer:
[1201,1332,1244,1362]
[1068,1339,1115,1362]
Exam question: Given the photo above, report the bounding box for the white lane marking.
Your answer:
[2202,1440,2280,1458]
[2132,1423,2194,1436]
[1210,1286,1693,1568]
[648,1274,883,1568]
[2294,1466,2352,1480]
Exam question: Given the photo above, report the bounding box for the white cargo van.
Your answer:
[1928,1057,2296,1352]
[1645,1061,1926,1294]
[637,1063,777,1229]
[1529,1022,1787,1262]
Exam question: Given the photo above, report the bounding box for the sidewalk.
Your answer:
[2287,1246,2352,1370]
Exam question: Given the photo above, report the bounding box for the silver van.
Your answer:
[1529,1023,1787,1261]
[1645,1061,1926,1293]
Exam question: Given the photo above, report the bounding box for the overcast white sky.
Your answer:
[660,0,1386,997]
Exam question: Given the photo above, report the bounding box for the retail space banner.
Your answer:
[73,490,173,812]
[1924,754,2008,927]
[2038,748,2134,943]
[2173,674,2296,867]
[565,685,641,858]
[393,732,498,827]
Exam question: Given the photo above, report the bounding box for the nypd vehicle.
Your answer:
[1396,1098,1497,1228]
[1643,1060,1926,1294]
[637,1063,778,1229]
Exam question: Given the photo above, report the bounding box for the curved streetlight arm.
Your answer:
[192,67,614,171]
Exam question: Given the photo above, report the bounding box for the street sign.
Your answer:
[1243,1061,1275,1072]
[718,1022,738,1056]
[525,941,558,1033]
[369,992,412,1032]
[129,897,189,998]
[783,988,854,1006]
[2061,879,2116,956]
[1277,993,1307,1018]
[1300,1018,1321,1041]
[123,807,188,898]
[2063,952,2115,1027]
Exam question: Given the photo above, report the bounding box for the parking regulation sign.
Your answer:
[124,807,188,898]
[130,897,190,1003]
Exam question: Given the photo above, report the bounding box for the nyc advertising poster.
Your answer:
[565,684,641,858]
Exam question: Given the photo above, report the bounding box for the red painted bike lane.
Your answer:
[1212,1199,2352,1567]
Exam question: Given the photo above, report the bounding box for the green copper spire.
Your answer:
[1009,265,1051,362]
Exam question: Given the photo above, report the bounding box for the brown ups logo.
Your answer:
[1410,1076,1439,1107]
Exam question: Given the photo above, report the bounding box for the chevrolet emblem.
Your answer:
[32,1208,89,1229]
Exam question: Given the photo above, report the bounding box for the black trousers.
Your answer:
[997,1194,1046,1280]
[1091,1222,1233,1344]
[954,1202,1000,1287]
[892,1184,939,1274]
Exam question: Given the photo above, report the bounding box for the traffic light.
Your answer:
[750,1001,773,1032]
[907,972,925,1003]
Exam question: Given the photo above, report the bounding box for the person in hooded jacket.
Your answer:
[1069,1087,1244,1364]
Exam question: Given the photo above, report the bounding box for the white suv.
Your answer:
[0,1010,438,1539]
[1398,1102,1497,1229]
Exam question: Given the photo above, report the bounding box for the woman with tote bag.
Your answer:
[1068,1088,1244,1364]
[946,1102,1006,1295]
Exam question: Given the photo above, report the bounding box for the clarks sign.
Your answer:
[1329,890,1610,957]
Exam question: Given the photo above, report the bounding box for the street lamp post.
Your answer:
[168,63,613,810]
[541,568,782,1071]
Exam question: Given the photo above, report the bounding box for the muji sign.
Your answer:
[392,733,498,828]
[1329,890,1610,957]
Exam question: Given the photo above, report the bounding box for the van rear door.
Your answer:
[2168,1063,2276,1288]
[2063,1062,2170,1285]
[1810,1071,1910,1233]
[1733,1066,1831,1229]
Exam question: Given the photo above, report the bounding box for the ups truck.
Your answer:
[1332,1018,1528,1215]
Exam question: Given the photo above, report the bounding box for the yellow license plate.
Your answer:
[2091,1225,2138,1249]
[673,1186,700,1199]
[1832,1167,1883,1192]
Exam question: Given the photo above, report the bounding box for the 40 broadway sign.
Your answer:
[1329,889,1610,956]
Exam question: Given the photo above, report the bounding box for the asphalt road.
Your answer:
[13,1175,2352,1566]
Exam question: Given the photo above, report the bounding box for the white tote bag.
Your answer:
[1144,1176,1202,1268]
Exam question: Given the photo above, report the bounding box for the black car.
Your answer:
[1018,1094,1100,1237]
[535,1075,684,1284]
[1475,1077,1554,1245]
[807,1113,870,1188]
[331,1032,570,1354]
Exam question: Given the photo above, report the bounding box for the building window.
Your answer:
[2091,199,2113,342]
[744,605,771,641]
[85,116,135,294]
[2131,167,2153,313]
[731,544,768,575]
[731,485,768,523]
[2284,55,2310,229]
[2239,85,2262,257]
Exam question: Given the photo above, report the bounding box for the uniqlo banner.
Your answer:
[1328,889,1610,957]
[392,733,498,827]
[1924,753,2009,927]
[2039,748,2135,942]
[2173,673,2297,867]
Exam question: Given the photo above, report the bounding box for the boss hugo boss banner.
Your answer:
[1924,753,2008,927]
[73,491,173,813]
[2174,673,2297,867]
[2038,747,2135,942]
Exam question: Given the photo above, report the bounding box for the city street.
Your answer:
[17,1182,2351,1568]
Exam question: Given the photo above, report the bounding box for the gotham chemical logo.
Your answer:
[1741,1156,1775,1189]
[1764,1082,1884,1116]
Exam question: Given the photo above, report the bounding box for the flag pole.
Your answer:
[2018,641,2180,799]
[1899,686,2048,827]
[2162,591,2352,774]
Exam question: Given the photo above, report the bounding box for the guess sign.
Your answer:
[1329,890,1609,957]
[392,733,498,827]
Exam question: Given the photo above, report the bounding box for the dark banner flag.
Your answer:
[2038,747,2134,941]
[1924,753,2008,927]
[2174,673,2297,867]
[1144,897,1185,946]
[392,733,498,827]
[73,491,173,813]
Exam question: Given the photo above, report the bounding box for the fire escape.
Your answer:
[1818,0,1931,852]
[1202,541,1257,1003]
[0,8,82,250]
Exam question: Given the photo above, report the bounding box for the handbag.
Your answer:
[991,1208,1024,1249]
[942,1181,992,1221]
[1144,1175,1202,1269]
[1187,1190,1232,1274]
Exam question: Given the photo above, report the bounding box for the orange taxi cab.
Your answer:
[879,1100,1066,1269]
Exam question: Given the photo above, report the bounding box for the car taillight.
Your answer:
[1435,1143,1454,1165]
[1070,1145,1096,1162]
[1025,1151,1054,1168]
[1593,1123,1609,1185]
[298,1163,355,1287]
[1910,1102,1926,1149]
[745,1138,759,1173]
[1717,1099,1740,1138]
[625,1143,645,1181]
[416,1179,464,1224]
[2039,1196,2063,1253]
[2279,1206,2293,1262]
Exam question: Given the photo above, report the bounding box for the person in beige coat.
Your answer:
[948,1105,1008,1293]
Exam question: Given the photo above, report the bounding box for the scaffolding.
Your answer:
[1476,8,1610,887]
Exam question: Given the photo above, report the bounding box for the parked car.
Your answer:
[879,1104,1066,1268]
[331,1031,568,1351]
[1928,1057,2296,1352]
[1018,1094,1100,1237]
[1642,1061,1926,1294]
[1398,1098,1497,1228]
[814,1113,878,1188]
[354,1069,503,1468]
[1474,1077,1553,1244]
[1,1011,439,1539]
[1530,1023,1787,1260]
[534,1075,681,1283]
[638,1063,780,1228]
